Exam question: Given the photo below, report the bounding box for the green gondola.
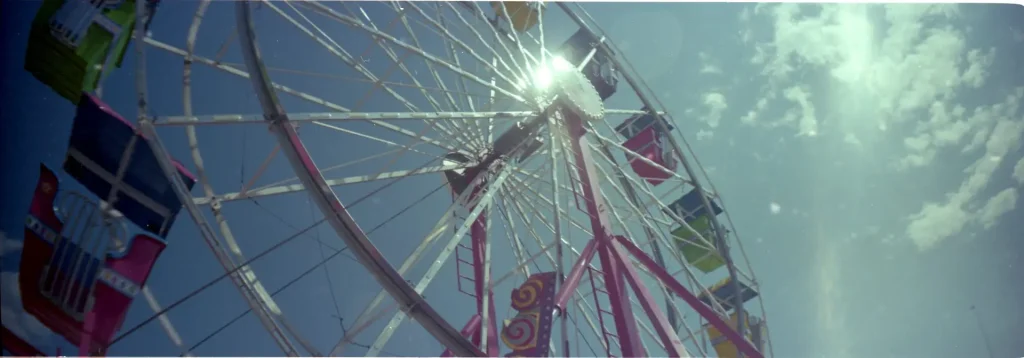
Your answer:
[665,188,726,273]
[25,0,138,104]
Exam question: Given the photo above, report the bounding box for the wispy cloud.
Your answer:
[1013,157,1024,185]
[746,4,1021,250]
[701,92,728,128]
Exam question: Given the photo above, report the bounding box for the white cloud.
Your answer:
[740,97,770,125]
[905,110,1024,250]
[769,202,782,214]
[1013,157,1024,185]
[698,52,723,75]
[700,64,723,75]
[844,133,862,147]
[901,89,1021,169]
[977,188,1018,230]
[781,86,818,137]
[701,92,728,128]
[750,4,994,139]
[735,4,1022,253]
[695,129,714,141]
[0,231,23,257]
[962,48,996,88]
[906,201,970,250]
[1,272,53,349]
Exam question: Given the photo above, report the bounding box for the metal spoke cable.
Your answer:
[312,199,346,333]
[366,181,448,234]
[299,114,347,329]
[567,304,599,357]
[249,198,343,252]
[222,63,495,99]
[182,244,353,355]
[181,179,447,355]
[108,216,330,347]
[111,146,444,348]
[277,1,489,153]
[144,37,464,157]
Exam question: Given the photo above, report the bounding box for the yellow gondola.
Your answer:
[491,1,542,33]
[706,310,765,358]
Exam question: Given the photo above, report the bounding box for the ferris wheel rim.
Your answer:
[232,1,485,356]
[114,1,773,357]
[7,1,780,357]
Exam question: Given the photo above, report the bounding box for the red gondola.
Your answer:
[21,165,166,355]
[615,108,677,185]
[19,93,196,355]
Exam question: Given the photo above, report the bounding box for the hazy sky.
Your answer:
[2,2,1023,357]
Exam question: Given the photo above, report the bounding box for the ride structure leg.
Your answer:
[613,235,763,358]
[607,235,687,356]
[439,171,499,357]
[469,213,500,356]
[561,112,644,357]
[552,239,598,311]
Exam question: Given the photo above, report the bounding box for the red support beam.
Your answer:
[553,239,598,312]
[614,235,763,358]
[564,112,644,357]
[607,236,688,356]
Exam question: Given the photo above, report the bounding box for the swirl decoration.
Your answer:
[510,277,544,311]
[502,272,557,357]
[501,312,540,350]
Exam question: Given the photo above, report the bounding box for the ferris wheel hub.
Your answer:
[553,66,605,123]
[529,56,604,122]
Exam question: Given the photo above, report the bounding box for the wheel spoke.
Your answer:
[154,110,536,126]
[193,163,473,205]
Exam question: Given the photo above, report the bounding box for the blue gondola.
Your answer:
[62,93,196,238]
[558,28,619,101]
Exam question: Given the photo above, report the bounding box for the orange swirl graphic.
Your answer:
[501,312,539,350]
[511,277,544,311]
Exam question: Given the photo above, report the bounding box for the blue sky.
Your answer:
[2,2,1023,357]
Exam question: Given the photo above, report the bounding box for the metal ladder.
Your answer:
[586,264,621,357]
[454,243,478,300]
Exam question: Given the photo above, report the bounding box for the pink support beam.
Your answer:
[613,235,763,358]
[607,236,687,356]
[553,239,598,312]
[563,112,645,357]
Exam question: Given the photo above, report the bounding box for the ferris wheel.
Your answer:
[5,1,774,357]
